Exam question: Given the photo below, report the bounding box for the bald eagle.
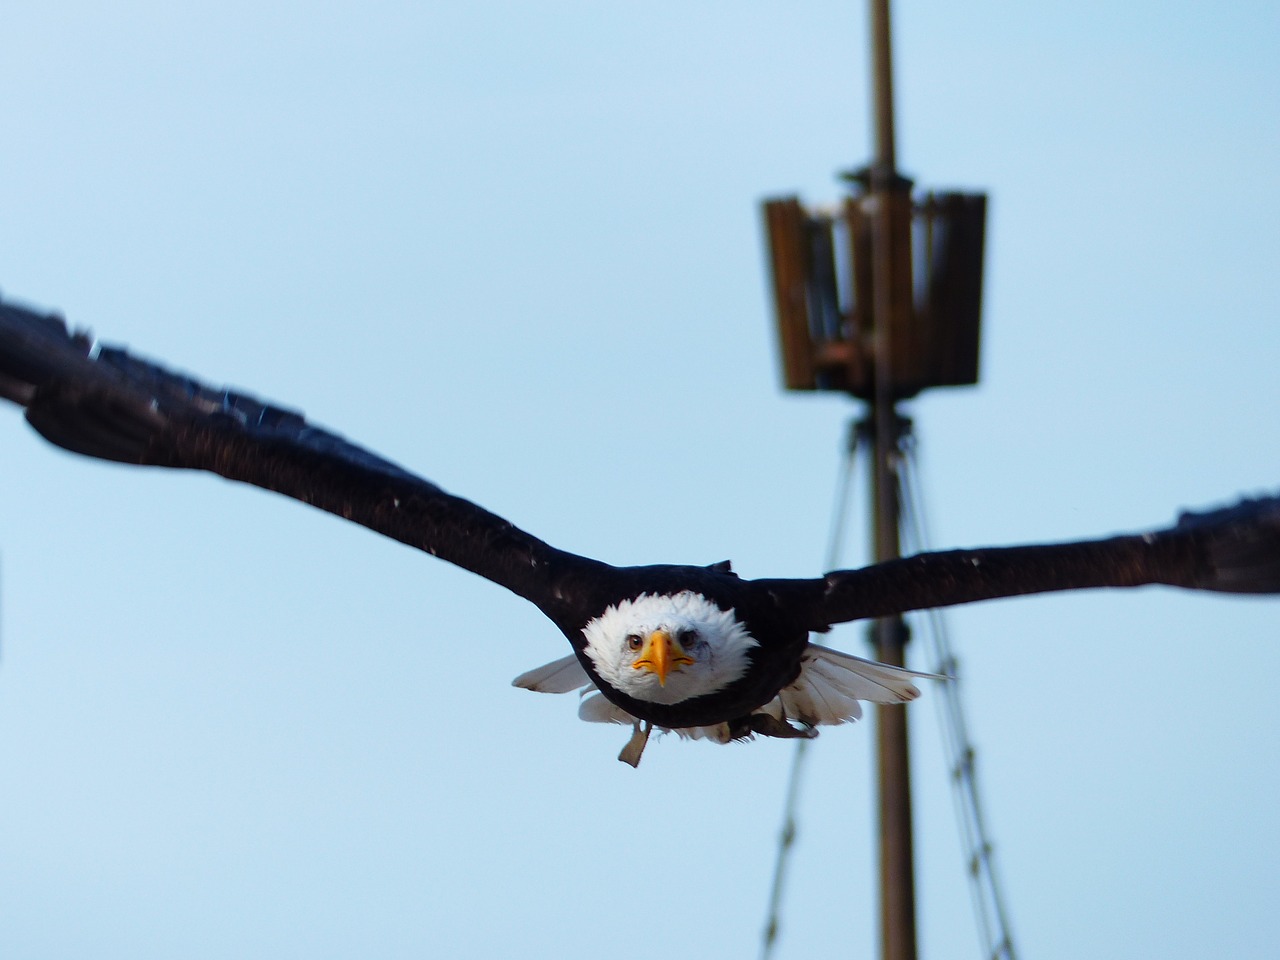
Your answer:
[2,299,1277,765]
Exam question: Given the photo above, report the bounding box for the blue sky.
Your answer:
[1,2,1278,958]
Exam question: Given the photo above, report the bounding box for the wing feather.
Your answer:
[765,496,1280,630]
[6,299,1277,635]
[0,299,607,611]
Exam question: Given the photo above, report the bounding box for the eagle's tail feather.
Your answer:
[777,645,939,727]
[511,654,592,694]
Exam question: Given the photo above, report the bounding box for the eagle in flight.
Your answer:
[2,299,1277,765]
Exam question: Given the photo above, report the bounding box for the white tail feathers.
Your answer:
[511,654,592,694]
[771,644,937,727]
[577,691,633,725]
[513,643,939,743]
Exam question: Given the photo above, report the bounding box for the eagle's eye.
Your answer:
[625,634,643,651]
[677,628,698,646]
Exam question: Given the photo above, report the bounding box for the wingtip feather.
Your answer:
[1176,494,1280,593]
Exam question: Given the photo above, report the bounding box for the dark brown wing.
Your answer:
[0,299,610,614]
[767,497,1280,631]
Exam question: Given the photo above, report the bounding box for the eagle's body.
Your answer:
[2,299,1278,764]
[517,589,930,757]
[515,587,930,761]
[523,563,820,732]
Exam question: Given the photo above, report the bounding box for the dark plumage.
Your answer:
[3,298,1278,762]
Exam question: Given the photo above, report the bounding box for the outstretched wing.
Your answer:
[774,496,1280,630]
[0,299,608,612]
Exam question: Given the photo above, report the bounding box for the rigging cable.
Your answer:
[759,418,861,960]
[898,433,1019,960]
[759,421,1020,960]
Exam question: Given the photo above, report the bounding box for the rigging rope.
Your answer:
[758,420,1019,960]
[899,434,1018,960]
[758,419,861,960]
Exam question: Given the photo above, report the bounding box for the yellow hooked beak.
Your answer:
[631,629,696,686]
